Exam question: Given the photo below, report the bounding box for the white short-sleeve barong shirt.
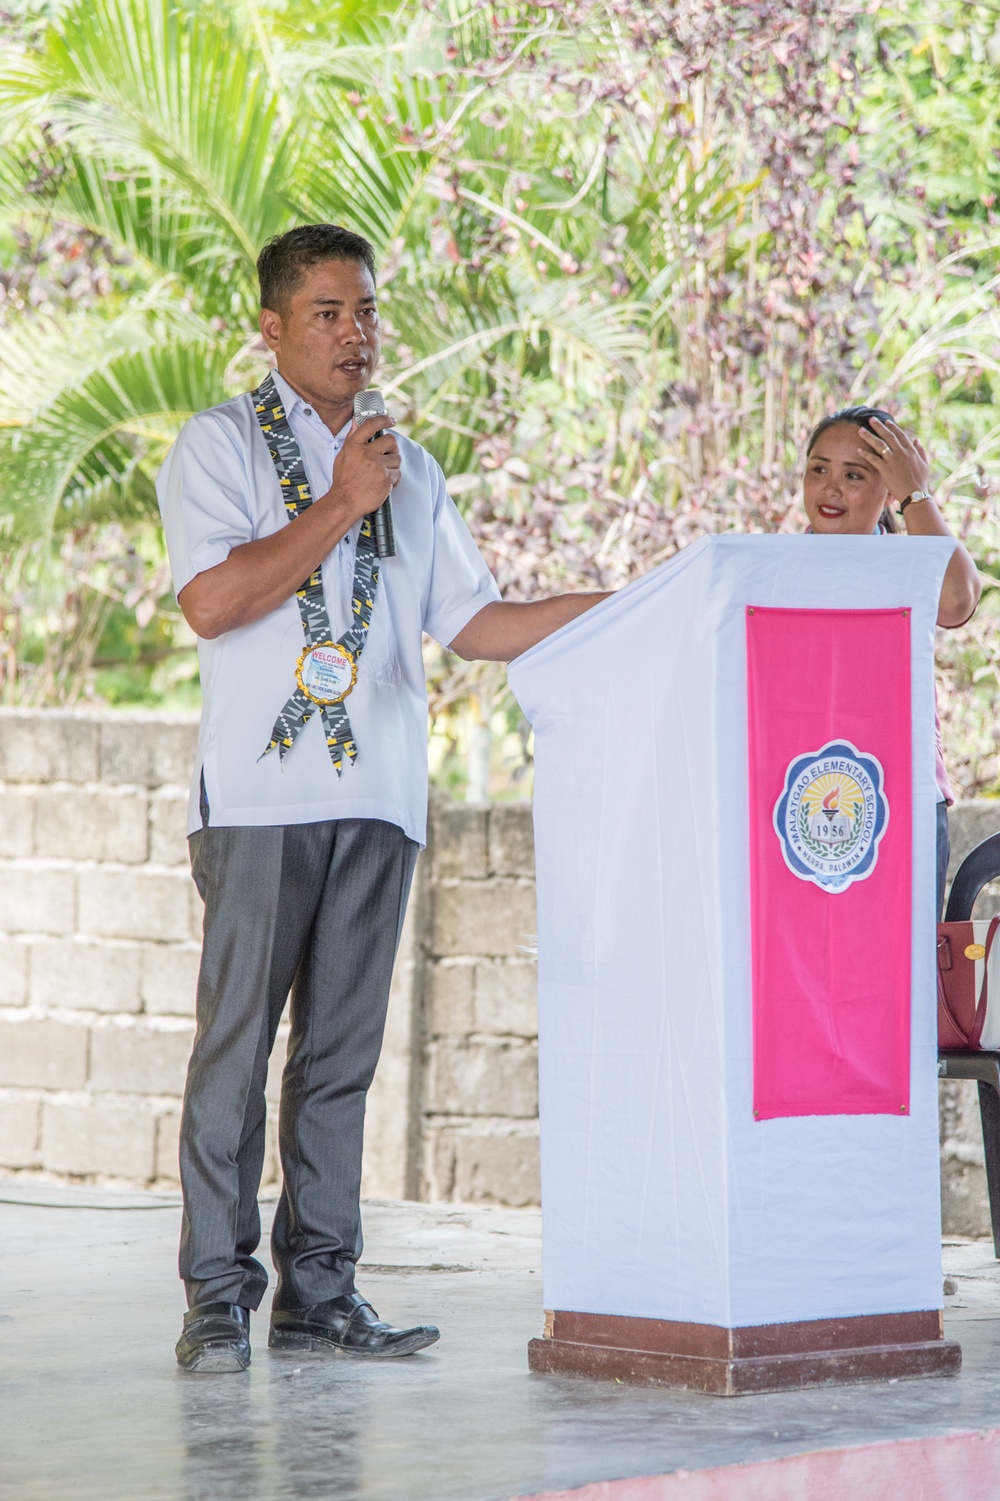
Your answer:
[156,372,500,844]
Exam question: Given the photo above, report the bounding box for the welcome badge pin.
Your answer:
[773,739,889,893]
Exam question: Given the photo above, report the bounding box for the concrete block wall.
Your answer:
[0,709,208,1187]
[0,710,540,1205]
[2,709,999,1233]
[421,800,540,1206]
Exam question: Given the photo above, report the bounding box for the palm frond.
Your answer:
[0,0,304,298]
[0,295,216,423]
[297,106,436,253]
[0,338,236,536]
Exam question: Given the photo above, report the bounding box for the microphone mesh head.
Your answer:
[354,388,388,423]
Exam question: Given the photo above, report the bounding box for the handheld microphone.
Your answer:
[353,388,396,559]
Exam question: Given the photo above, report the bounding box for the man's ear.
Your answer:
[259,306,282,354]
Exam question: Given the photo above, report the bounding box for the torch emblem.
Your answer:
[773,740,888,893]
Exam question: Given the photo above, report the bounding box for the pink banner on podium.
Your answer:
[746,606,912,1120]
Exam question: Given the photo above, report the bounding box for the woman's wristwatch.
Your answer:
[900,490,932,514]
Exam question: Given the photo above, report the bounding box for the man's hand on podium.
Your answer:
[449,594,611,662]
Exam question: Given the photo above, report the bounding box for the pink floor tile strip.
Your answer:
[513,1426,1000,1501]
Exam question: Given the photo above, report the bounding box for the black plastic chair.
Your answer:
[938,831,1000,1257]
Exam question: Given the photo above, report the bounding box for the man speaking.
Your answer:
[157,223,606,1373]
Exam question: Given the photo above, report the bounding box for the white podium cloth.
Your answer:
[509,535,953,1329]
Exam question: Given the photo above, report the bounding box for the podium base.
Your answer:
[528,1309,960,1396]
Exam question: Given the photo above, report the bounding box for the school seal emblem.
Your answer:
[773,740,888,893]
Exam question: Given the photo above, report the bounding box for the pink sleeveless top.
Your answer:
[935,707,953,806]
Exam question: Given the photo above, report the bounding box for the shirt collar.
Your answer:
[270,370,351,444]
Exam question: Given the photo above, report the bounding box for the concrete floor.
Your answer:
[1,1183,999,1501]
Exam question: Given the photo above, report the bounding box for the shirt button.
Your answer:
[303,407,312,416]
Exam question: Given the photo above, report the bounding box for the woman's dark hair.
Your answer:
[805,405,898,533]
[257,223,377,314]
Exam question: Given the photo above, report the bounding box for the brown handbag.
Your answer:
[937,915,1000,1050]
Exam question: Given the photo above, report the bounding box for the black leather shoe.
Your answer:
[175,1302,251,1373]
[269,1292,439,1358]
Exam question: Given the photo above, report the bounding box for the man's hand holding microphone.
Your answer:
[177,392,401,640]
[327,393,400,550]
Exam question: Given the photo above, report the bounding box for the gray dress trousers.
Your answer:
[179,817,418,1311]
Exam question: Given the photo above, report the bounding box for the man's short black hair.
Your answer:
[257,224,377,314]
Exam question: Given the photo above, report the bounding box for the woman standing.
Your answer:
[801,405,981,915]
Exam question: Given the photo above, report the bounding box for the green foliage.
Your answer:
[0,0,999,790]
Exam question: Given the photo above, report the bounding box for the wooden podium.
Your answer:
[509,536,961,1395]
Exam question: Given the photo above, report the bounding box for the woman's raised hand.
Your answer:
[854,413,979,626]
[856,416,932,504]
